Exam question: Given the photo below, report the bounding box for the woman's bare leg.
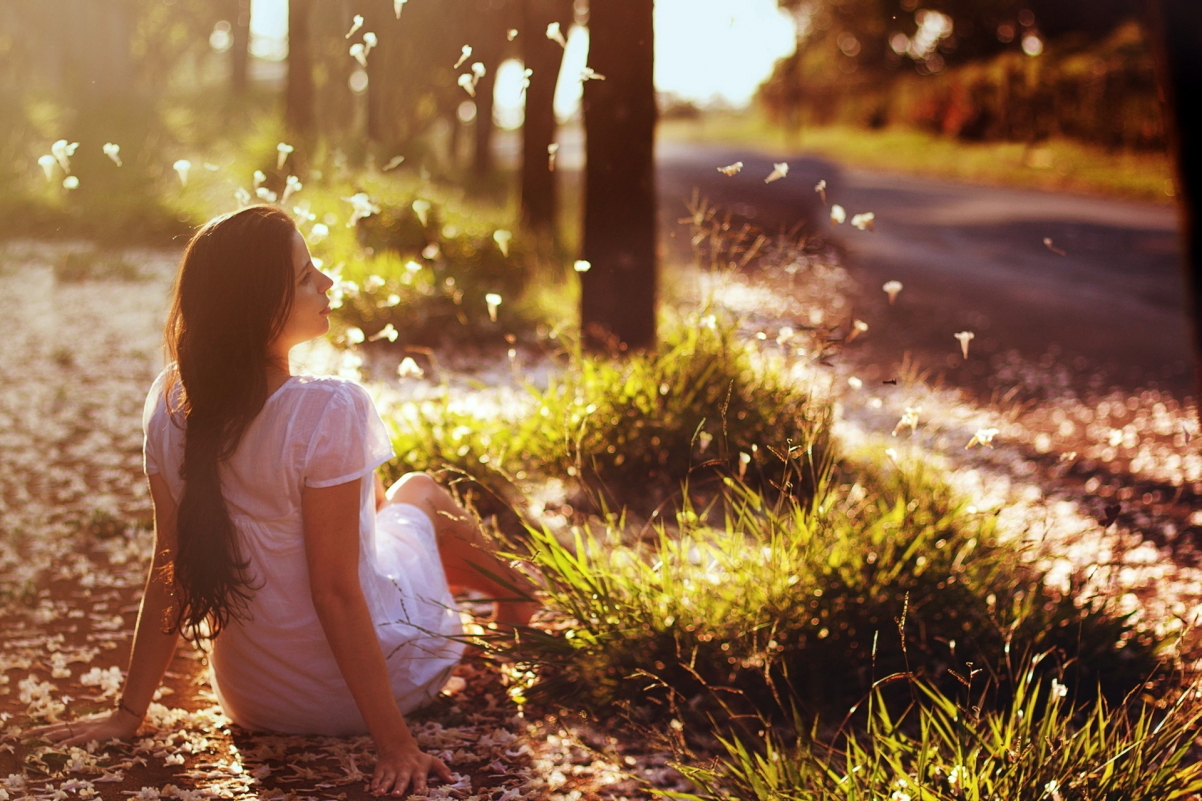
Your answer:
[383,472,538,626]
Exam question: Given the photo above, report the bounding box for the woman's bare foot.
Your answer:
[493,600,539,630]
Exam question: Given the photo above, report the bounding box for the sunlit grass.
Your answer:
[384,308,831,517]
[677,662,1202,801]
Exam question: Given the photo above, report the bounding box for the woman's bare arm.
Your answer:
[302,478,452,797]
[26,473,181,745]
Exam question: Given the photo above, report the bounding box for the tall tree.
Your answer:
[1147,0,1202,411]
[580,0,657,352]
[520,0,571,231]
[230,0,251,95]
[286,0,315,135]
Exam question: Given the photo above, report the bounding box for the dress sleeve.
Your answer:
[142,369,168,476]
[303,382,395,489]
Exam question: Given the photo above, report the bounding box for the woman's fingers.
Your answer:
[389,771,411,796]
[431,756,453,782]
[409,768,427,795]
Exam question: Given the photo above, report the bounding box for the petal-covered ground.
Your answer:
[1,240,1199,801]
[0,244,681,801]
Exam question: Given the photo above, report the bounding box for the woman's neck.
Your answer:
[265,357,292,396]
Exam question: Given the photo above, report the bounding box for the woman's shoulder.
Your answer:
[287,375,377,415]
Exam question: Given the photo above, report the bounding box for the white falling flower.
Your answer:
[776,326,794,345]
[234,186,252,207]
[814,179,827,204]
[203,162,220,171]
[362,31,377,52]
[51,139,79,172]
[253,169,266,188]
[276,142,294,170]
[517,67,533,97]
[1050,678,1068,698]
[471,61,486,79]
[573,260,591,272]
[350,42,368,68]
[885,447,899,463]
[364,274,386,290]
[345,14,364,38]
[343,192,380,226]
[255,186,278,202]
[848,376,863,389]
[846,319,868,342]
[62,175,80,190]
[493,229,512,257]
[954,330,975,359]
[892,406,921,437]
[850,212,875,231]
[1043,237,1066,256]
[173,159,191,186]
[308,223,329,244]
[37,154,56,181]
[764,162,789,183]
[697,430,713,453]
[393,0,407,18]
[457,73,477,97]
[717,161,743,176]
[966,428,999,448]
[454,45,473,69]
[580,67,605,81]
[546,22,567,48]
[404,260,422,273]
[485,292,502,322]
[398,356,424,378]
[830,204,846,225]
[102,142,122,166]
[738,451,752,478]
[882,280,903,304]
[369,323,399,342]
[412,199,431,226]
[422,242,440,259]
[382,155,405,171]
[280,175,302,205]
[547,142,559,171]
[345,326,365,344]
[700,314,716,329]
[507,28,518,41]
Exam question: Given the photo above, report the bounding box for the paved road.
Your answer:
[499,130,1191,398]
[655,141,1191,399]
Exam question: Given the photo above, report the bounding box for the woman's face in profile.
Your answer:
[274,230,334,352]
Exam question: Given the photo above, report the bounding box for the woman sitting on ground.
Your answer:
[27,206,538,797]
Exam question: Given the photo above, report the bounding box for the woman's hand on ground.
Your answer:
[371,740,453,797]
[24,709,141,747]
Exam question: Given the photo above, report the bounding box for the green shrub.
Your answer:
[486,455,1163,729]
[677,663,1202,801]
[384,310,832,516]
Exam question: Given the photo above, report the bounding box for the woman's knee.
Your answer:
[383,471,439,507]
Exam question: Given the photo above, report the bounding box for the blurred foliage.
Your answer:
[763,0,1163,149]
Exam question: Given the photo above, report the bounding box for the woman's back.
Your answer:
[142,366,463,735]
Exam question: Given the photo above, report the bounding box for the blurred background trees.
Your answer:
[761,0,1163,150]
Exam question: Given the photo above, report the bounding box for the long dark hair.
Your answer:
[162,205,297,642]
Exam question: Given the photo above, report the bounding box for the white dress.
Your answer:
[142,366,464,736]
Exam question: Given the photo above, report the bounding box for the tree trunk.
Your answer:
[230,0,251,95]
[580,0,657,353]
[286,0,315,135]
[1146,0,1202,416]
[474,66,497,176]
[520,0,571,232]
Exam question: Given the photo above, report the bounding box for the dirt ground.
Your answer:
[1,238,1200,800]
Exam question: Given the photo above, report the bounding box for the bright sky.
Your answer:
[248,0,797,109]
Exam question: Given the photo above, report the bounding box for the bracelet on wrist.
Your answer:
[115,697,145,719]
